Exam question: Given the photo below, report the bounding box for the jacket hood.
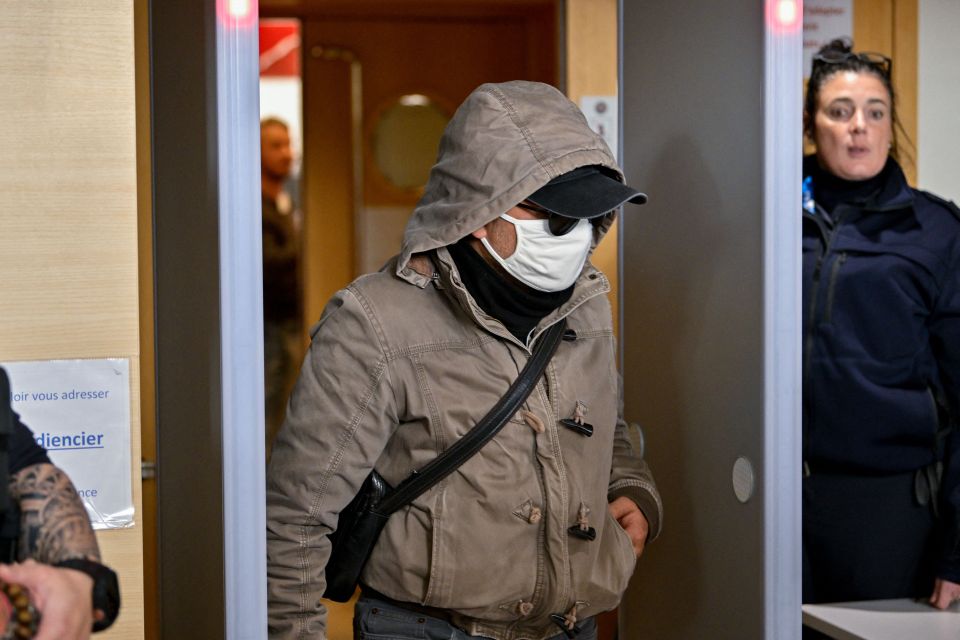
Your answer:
[397,81,625,279]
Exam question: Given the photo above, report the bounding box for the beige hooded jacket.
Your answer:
[267,81,662,640]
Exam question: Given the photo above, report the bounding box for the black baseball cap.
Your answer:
[526,165,648,219]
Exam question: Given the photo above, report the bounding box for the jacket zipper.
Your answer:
[823,252,847,324]
[802,204,848,465]
[802,204,841,380]
[804,195,911,377]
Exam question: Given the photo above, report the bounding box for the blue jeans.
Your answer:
[354,595,598,640]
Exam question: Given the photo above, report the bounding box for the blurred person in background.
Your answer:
[261,117,302,451]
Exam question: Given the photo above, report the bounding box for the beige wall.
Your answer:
[565,4,620,639]
[566,0,620,333]
[0,2,144,638]
[852,0,918,184]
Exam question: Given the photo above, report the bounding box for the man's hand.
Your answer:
[608,497,649,558]
[930,578,960,610]
[0,559,94,640]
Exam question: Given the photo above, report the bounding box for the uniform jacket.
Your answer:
[266,81,662,639]
[802,155,960,578]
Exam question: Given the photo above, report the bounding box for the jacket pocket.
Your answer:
[355,597,428,640]
[824,242,937,361]
[421,484,540,618]
[607,509,639,577]
[573,508,637,616]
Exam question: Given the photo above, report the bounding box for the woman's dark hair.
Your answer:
[803,38,911,164]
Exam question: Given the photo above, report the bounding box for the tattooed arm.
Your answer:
[9,462,101,564]
[0,463,101,639]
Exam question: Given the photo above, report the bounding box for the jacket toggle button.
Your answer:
[528,506,542,524]
[567,502,596,541]
[517,601,534,616]
[559,400,593,437]
[549,614,581,638]
[549,602,587,639]
[522,410,546,434]
[562,329,577,342]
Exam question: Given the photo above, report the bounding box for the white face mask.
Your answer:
[480,214,593,292]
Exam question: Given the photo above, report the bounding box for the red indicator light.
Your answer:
[767,0,801,33]
[217,0,257,28]
[777,0,798,25]
[229,0,251,19]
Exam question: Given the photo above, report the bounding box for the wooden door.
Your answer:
[853,0,917,184]
[298,4,558,327]
[565,0,619,334]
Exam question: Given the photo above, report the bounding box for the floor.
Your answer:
[327,591,359,640]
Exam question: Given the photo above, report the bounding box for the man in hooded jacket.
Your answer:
[267,81,662,640]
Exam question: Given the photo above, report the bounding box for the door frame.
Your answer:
[149,1,266,637]
[262,0,563,331]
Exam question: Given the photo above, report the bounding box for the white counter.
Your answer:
[802,599,960,639]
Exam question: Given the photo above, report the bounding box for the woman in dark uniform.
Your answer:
[802,38,960,615]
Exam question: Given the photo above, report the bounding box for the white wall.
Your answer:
[260,78,303,177]
[918,0,960,202]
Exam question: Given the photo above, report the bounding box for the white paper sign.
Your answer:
[580,96,618,160]
[804,0,854,78]
[2,359,133,529]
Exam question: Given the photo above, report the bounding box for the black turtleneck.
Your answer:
[804,155,890,215]
[447,238,574,343]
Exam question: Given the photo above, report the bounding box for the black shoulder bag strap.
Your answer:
[378,317,567,515]
[323,318,567,601]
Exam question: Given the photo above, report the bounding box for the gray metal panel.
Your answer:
[620,1,767,637]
